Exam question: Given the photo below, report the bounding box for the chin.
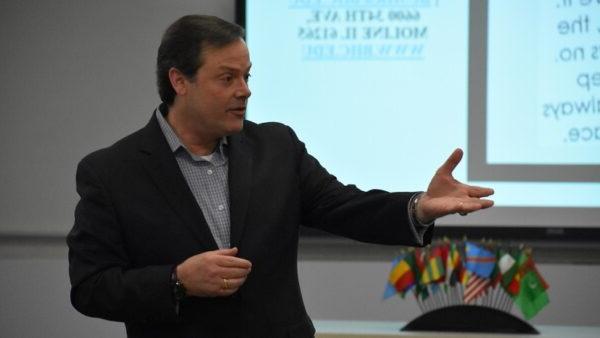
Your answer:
[225,120,244,135]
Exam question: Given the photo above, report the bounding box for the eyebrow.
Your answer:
[217,63,252,73]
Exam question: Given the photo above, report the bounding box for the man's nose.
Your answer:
[236,79,251,99]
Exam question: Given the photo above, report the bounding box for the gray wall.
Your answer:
[1,239,600,338]
[0,0,234,235]
[1,1,599,337]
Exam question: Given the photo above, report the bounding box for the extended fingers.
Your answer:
[467,185,494,198]
[437,148,463,176]
[456,198,494,214]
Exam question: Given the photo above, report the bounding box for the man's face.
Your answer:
[180,38,251,139]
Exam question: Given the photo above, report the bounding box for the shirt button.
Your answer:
[207,169,213,175]
[218,204,224,211]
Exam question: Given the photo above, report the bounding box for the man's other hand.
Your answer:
[416,148,494,224]
[176,247,252,297]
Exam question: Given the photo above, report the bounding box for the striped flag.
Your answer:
[388,255,416,295]
[463,274,491,303]
[421,253,444,284]
[420,245,446,284]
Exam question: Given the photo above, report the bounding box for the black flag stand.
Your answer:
[401,305,539,334]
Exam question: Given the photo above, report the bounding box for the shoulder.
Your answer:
[78,121,152,177]
[236,120,310,170]
[241,120,301,144]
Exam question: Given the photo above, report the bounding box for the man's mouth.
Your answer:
[228,107,246,116]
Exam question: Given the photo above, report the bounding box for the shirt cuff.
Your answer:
[407,192,434,246]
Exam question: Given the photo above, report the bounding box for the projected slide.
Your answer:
[247,0,467,193]
[245,0,600,226]
[469,0,600,182]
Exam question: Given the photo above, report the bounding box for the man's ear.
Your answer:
[168,67,188,96]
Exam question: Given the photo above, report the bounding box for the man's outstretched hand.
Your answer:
[416,148,494,224]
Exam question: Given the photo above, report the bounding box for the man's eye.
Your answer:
[244,73,251,82]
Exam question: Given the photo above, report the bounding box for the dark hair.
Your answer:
[156,15,245,105]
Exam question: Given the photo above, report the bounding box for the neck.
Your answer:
[165,106,219,156]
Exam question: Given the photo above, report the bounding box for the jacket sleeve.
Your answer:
[289,126,434,246]
[67,158,178,323]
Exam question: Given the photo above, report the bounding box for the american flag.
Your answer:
[463,273,491,303]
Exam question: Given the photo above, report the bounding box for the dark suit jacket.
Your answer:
[67,112,433,338]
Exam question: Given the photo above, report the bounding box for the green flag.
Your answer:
[514,270,550,320]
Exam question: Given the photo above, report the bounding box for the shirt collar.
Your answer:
[155,104,228,165]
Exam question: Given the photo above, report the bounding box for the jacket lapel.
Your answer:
[137,114,219,250]
[227,131,253,249]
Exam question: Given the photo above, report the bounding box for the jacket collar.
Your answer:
[137,110,254,251]
[138,113,219,250]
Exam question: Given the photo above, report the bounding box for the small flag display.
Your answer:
[383,240,550,320]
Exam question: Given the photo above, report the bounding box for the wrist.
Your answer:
[413,193,433,225]
[170,265,187,315]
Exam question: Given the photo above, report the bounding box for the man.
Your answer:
[67,15,493,338]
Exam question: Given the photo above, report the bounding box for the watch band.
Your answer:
[411,192,434,226]
[170,266,186,316]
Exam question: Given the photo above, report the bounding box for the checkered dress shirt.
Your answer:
[156,108,231,248]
